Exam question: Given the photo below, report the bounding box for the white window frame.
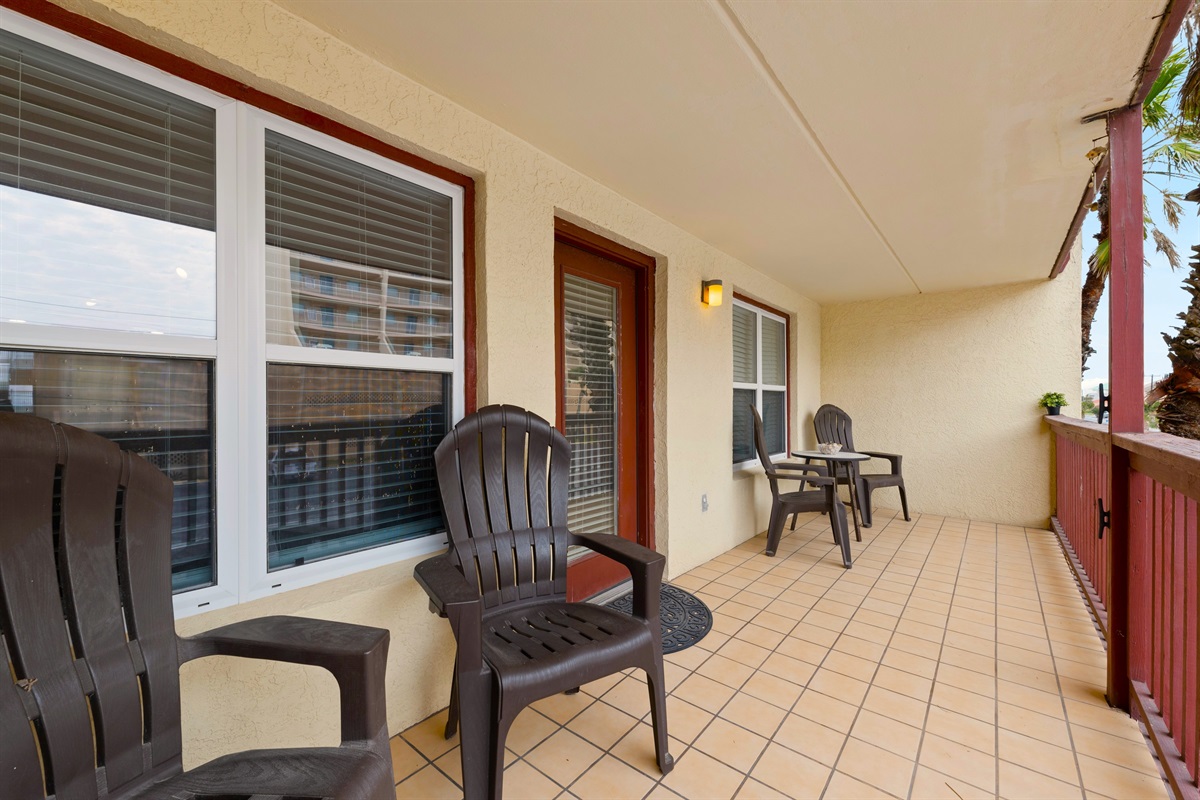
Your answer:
[732,298,789,470]
[0,12,462,617]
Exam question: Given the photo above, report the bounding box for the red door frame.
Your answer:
[554,219,656,601]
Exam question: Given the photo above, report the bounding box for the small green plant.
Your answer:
[1038,392,1068,409]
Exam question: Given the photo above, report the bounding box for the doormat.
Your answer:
[606,584,713,654]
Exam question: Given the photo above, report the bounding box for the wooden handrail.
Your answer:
[1046,415,1110,453]
[1114,431,1200,500]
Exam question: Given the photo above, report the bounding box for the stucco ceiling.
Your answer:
[273,0,1163,304]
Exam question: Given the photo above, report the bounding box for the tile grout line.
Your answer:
[904,519,985,800]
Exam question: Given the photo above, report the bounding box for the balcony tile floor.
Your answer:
[393,508,1170,799]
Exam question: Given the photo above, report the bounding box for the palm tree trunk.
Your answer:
[1081,178,1110,372]
[1156,244,1200,440]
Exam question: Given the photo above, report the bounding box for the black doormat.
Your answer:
[606,584,713,654]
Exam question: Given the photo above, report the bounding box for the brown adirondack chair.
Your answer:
[0,412,394,800]
[751,405,852,565]
[414,404,673,800]
[813,403,910,527]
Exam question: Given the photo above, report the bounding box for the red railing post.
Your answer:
[1106,104,1144,712]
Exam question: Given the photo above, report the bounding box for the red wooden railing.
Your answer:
[1050,418,1200,800]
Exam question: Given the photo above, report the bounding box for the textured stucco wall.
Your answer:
[820,244,1082,527]
[40,0,821,765]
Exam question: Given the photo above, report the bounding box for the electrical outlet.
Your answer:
[701,494,709,512]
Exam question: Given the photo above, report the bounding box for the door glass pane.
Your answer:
[761,317,786,386]
[0,30,217,337]
[265,131,453,357]
[762,390,786,455]
[732,304,757,384]
[0,349,215,591]
[265,363,449,570]
[562,274,617,541]
[733,388,756,464]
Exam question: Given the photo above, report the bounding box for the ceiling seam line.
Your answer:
[708,0,922,295]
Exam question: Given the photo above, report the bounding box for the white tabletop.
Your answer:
[791,449,870,461]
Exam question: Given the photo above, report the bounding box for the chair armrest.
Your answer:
[178,616,389,747]
[413,553,484,673]
[860,451,902,472]
[774,462,828,476]
[570,530,665,624]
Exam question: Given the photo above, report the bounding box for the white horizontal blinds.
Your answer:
[0,349,216,591]
[265,364,450,571]
[732,304,757,384]
[0,29,217,337]
[761,316,786,386]
[265,131,453,356]
[563,274,618,536]
[0,29,216,228]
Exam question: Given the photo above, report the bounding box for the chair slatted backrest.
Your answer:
[0,412,182,799]
[750,405,781,498]
[814,404,856,453]
[434,405,572,609]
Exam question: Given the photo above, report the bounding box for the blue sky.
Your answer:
[1081,152,1199,398]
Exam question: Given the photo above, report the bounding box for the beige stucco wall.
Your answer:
[43,0,822,765]
[820,243,1082,528]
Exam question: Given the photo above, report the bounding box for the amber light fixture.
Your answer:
[701,279,723,307]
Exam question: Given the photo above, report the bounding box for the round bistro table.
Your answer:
[791,449,871,561]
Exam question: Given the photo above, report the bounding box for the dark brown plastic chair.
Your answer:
[414,404,673,800]
[813,403,910,527]
[751,405,851,565]
[0,412,394,800]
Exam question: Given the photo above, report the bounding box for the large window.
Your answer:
[0,16,464,613]
[732,298,788,465]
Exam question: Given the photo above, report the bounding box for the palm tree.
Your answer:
[1081,48,1200,373]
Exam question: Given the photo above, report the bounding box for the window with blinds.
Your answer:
[265,131,454,357]
[0,349,215,591]
[562,274,618,539]
[732,298,789,464]
[0,28,217,337]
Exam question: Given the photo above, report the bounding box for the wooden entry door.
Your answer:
[555,223,653,601]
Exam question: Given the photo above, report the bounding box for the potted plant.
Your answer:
[1039,392,1068,416]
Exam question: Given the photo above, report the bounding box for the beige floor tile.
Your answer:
[997,679,1065,719]
[739,671,805,711]
[390,735,428,782]
[910,766,992,800]
[918,733,997,793]
[752,610,801,636]
[660,694,714,743]
[1068,723,1161,776]
[773,712,847,766]
[600,675,651,719]
[850,709,923,760]
[776,636,829,666]
[720,692,788,738]
[822,649,879,683]
[674,673,737,714]
[875,664,934,701]
[507,708,563,755]
[998,761,1083,800]
[880,647,938,680]
[998,728,1079,785]
[758,651,818,687]
[569,754,656,800]
[823,770,899,799]
[645,784,688,800]
[534,689,597,725]
[930,682,994,723]
[924,705,995,755]
[835,736,915,798]
[432,747,463,786]
[719,638,774,669]
[733,778,790,799]
[395,764,462,800]
[610,721,686,778]
[792,689,860,732]
[790,622,842,647]
[660,748,746,800]
[1063,698,1144,740]
[698,653,757,689]
[937,645,997,678]
[525,729,605,788]
[750,742,832,799]
[737,623,787,650]
[503,760,564,800]
[997,702,1072,749]
[861,684,928,728]
[1076,754,1171,799]
[806,668,869,706]
[694,717,769,773]
[566,700,640,751]
[401,709,458,761]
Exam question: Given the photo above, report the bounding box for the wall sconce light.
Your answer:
[701,279,723,307]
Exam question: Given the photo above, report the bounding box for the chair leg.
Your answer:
[765,504,786,557]
[564,686,581,695]
[857,477,873,528]
[899,483,911,521]
[445,668,460,739]
[458,669,493,800]
[832,498,853,568]
[789,512,798,530]
[645,658,675,775]
[489,708,517,800]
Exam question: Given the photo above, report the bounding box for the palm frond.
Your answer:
[1164,191,1183,228]
[1145,49,1189,127]
[1151,226,1182,269]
